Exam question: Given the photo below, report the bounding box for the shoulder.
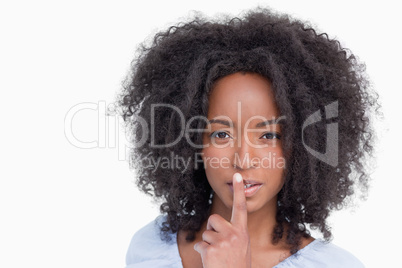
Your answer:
[125,215,182,268]
[276,239,365,268]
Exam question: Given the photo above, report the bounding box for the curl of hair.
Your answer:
[115,7,380,253]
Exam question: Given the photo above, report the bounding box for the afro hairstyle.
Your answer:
[116,7,379,253]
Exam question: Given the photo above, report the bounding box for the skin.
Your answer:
[177,72,314,268]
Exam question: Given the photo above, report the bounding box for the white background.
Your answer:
[0,0,400,267]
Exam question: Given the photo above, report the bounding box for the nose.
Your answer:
[233,132,256,170]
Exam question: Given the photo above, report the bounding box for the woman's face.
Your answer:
[202,72,285,213]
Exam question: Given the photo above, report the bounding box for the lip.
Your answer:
[227,179,262,185]
[227,181,263,198]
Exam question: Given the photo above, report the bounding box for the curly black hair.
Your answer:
[115,7,379,253]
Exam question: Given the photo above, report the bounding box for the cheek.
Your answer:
[272,147,286,174]
[255,145,285,168]
[202,147,233,186]
[257,147,286,188]
[268,148,286,190]
[202,147,217,182]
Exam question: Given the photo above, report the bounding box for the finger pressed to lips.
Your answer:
[230,173,248,229]
[227,173,264,199]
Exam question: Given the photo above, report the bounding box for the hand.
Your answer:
[194,173,251,268]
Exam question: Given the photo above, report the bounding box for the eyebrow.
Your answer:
[255,119,280,128]
[208,119,233,127]
[208,119,281,127]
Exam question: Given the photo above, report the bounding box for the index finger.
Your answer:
[230,173,248,229]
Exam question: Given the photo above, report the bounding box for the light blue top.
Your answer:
[126,215,364,268]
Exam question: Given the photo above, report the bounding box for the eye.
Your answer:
[261,132,281,140]
[211,131,231,139]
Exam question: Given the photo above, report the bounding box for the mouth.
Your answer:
[227,180,263,198]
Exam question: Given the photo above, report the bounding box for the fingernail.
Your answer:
[235,173,242,183]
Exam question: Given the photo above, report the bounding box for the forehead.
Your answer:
[207,72,280,120]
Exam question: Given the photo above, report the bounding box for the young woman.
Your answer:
[117,7,379,268]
